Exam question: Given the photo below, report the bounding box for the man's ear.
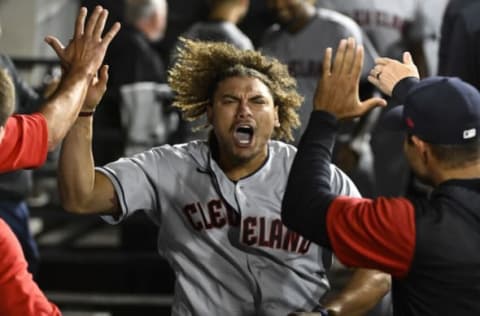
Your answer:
[411,135,430,164]
[274,105,280,128]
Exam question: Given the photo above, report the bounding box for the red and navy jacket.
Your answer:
[282,81,480,316]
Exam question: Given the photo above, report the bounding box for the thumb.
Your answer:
[98,64,109,86]
[359,97,387,115]
[45,36,66,60]
[403,51,414,65]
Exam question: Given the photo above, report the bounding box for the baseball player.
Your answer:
[259,0,380,198]
[260,0,377,144]
[56,39,389,315]
[315,0,435,199]
[316,0,432,74]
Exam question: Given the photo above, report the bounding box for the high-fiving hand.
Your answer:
[367,52,420,96]
[45,6,120,77]
[313,37,387,119]
[44,6,120,111]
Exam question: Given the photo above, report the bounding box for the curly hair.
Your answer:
[168,38,302,142]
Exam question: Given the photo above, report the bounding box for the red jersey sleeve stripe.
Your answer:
[0,113,48,172]
[326,196,416,278]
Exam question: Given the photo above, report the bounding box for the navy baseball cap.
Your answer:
[383,76,480,145]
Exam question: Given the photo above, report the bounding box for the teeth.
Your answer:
[234,125,253,145]
[235,131,251,142]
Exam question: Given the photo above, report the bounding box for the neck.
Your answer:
[213,146,269,182]
[286,3,316,33]
[431,160,480,185]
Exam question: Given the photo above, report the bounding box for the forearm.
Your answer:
[324,269,391,316]
[282,111,339,247]
[58,116,99,214]
[39,68,92,150]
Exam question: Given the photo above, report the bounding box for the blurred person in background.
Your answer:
[438,0,480,90]
[315,0,435,199]
[260,0,379,198]
[93,0,174,164]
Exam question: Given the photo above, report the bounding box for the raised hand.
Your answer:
[82,65,109,111]
[368,52,420,96]
[44,6,120,77]
[313,37,387,119]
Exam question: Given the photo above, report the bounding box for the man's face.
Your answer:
[146,3,168,41]
[267,0,304,26]
[207,75,280,167]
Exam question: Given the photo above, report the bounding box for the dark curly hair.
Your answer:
[168,38,302,141]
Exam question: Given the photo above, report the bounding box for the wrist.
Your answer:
[78,110,95,117]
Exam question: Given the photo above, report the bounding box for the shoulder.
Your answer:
[180,22,206,38]
[268,140,297,166]
[315,8,363,38]
[99,141,210,179]
[259,24,284,46]
[142,140,210,167]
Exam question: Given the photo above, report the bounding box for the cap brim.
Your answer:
[380,105,406,131]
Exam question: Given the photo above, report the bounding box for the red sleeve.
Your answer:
[0,219,61,316]
[0,113,48,172]
[326,196,416,278]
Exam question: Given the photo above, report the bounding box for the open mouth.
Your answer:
[234,125,254,146]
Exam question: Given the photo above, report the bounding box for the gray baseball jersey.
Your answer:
[316,0,432,58]
[260,8,376,144]
[98,140,360,316]
[180,21,254,51]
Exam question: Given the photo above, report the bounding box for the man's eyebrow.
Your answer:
[221,93,239,99]
[219,93,268,100]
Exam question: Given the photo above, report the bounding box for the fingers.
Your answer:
[85,6,103,37]
[403,51,414,65]
[44,36,66,60]
[74,7,87,39]
[374,57,397,66]
[331,37,361,76]
[369,65,381,81]
[98,64,109,86]
[93,9,109,40]
[351,44,364,78]
[343,37,357,74]
[102,22,121,46]
[332,39,347,73]
[322,47,333,77]
[358,97,388,116]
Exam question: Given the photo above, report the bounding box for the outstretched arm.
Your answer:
[57,65,120,216]
[48,7,119,214]
[282,38,386,244]
[282,37,416,279]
